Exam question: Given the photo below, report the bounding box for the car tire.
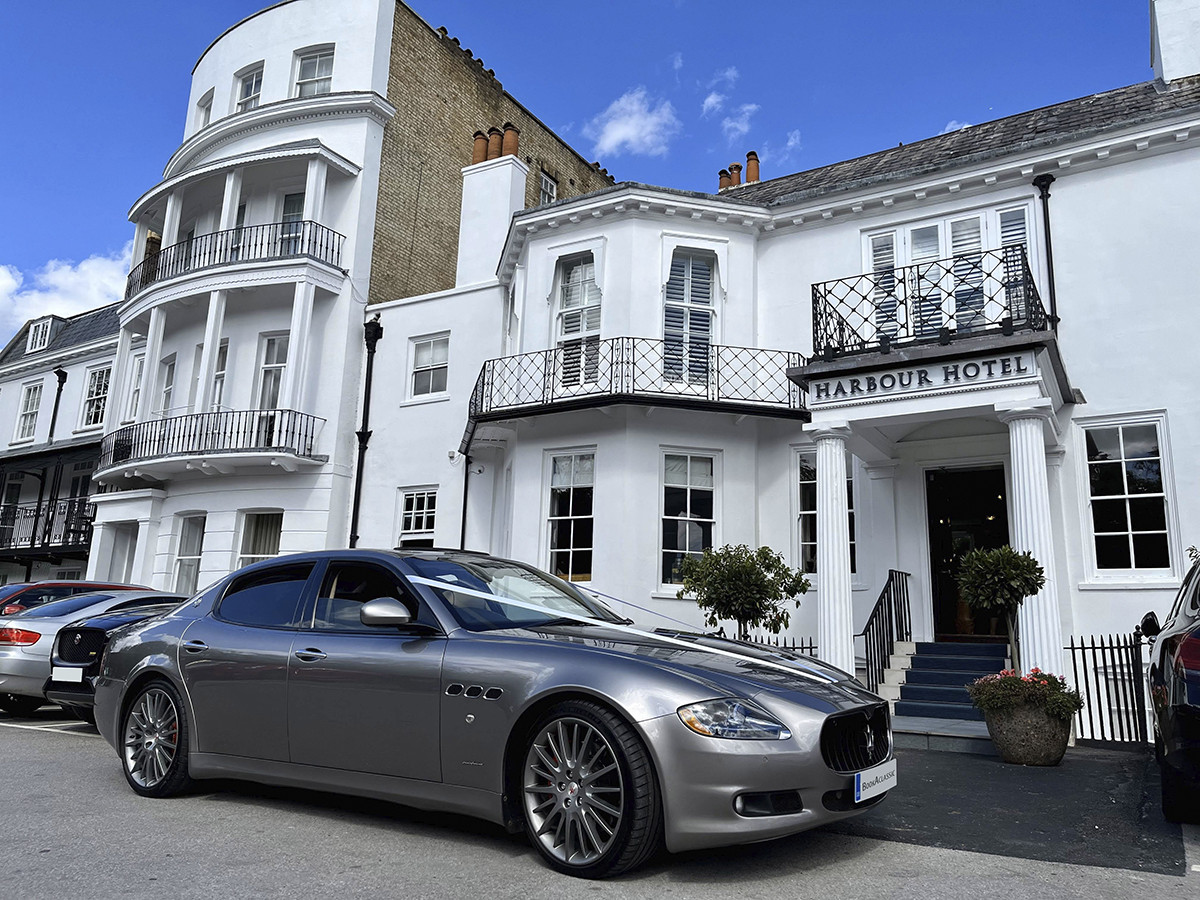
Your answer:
[520,699,662,878]
[120,680,193,798]
[1160,760,1199,824]
[0,693,44,716]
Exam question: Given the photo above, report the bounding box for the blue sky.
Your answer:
[0,1,1152,340]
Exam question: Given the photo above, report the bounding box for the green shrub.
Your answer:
[955,545,1045,671]
[967,669,1084,722]
[676,544,809,639]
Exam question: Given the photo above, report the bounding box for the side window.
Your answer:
[309,563,417,632]
[217,563,313,628]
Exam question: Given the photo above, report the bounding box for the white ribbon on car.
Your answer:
[407,575,837,684]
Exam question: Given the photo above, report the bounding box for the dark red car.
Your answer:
[0,582,144,616]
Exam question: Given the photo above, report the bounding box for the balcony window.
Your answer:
[159,357,177,417]
[238,511,283,568]
[556,253,601,387]
[295,49,334,98]
[280,192,305,255]
[548,453,593,582]
[175,515,206,596]
[411,335,449,397]
[664,250,714,384]
[79,365,112,429]
[237,66,263,112]
[125,354,145,423]
[661,453,716,585]
[398,489,437,548]
[211,341,229,411]
[257,335,289,410]
[14,382,43,442]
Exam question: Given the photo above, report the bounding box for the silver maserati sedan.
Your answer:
[95,549,896,878]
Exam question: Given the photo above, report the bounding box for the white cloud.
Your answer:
[786,129,802,152]
[701,91,725,117]
[709,66,739,88]
[721,103,760,143]
[671,52,683,73]
[940,119,971,134]
[585,88,682,158]
[0,245,130,344]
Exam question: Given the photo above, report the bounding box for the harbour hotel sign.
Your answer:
[808,351,1039,408]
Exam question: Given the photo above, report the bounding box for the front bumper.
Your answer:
[639,712,893,853]
[45,681,96,709]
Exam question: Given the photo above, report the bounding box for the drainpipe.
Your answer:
[348,315,383,548]
[46,367,68,444]
[459,454,471,550]
[1032,174,1060,333]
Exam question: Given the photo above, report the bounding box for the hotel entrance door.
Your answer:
[926,466,1010,642]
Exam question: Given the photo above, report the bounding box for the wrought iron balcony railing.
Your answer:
[125,220,346,300]
[0,499,96,552]
[98,409,324,471]
[469,337,806,421]
[812,245,1048,359]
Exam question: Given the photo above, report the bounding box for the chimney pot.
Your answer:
[471,131,488,165]
[502,122,520,157]
[729,162,742,186]
[487,127,503,160]
[746,150,760,183]
[719,169,731,190]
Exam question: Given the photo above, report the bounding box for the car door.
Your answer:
[179,561,316,762]
[287,559,446,781]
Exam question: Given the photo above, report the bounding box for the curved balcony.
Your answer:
[96,409,327,482]
[463,337,807,449]
[125,221,345,301]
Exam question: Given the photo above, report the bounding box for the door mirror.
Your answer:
[360,597,414,627]
[1140,610,1161,639]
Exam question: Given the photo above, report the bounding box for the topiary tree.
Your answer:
[955,545,1045,672]
[676,544,809,640]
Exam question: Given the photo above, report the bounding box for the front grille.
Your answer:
[820,704,891,774]
[57,628,107,667]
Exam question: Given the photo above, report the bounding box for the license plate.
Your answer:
[854,758,897,802]
[51,666,84,684]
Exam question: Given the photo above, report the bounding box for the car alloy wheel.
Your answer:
[121,681,192,797]
[521,700,661,877]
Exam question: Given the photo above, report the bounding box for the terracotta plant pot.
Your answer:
[983,704,1072,766]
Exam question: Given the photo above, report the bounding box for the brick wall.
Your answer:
[368,2,614,304]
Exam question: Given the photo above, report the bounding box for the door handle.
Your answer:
[294,648,327,662]
[182,640,208,653]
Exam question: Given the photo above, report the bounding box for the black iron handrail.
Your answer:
[0,498,95,551]
[855,570,912,693]
[125,220,345,300]
[469,337,807,420]
[98,409,324,471]
[812,244,1047,359]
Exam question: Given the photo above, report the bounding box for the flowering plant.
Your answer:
[966,668,1083,722]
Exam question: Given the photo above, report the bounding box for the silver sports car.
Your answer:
[95,549,896,878]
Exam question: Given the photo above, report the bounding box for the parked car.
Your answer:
[1141,558,1200,823]
[95,549,895,878]
[0,580,144,616]
[0,591,185,717]
[46,600,186,723]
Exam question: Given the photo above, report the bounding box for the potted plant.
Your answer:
[967,668,1084,765]
[676,544,809,639]
[954,545,1045,672]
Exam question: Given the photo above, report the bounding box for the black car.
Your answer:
[46,601,183,723]
[1141,559,1200,823]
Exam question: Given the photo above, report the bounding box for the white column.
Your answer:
[103,328,134,434]
[85,523,115,580]
[280,282,315,410]
[137,307,166,421]
[130,221,150,269]
[997,401,1064,675]
[130,516,162,587]
[218,169,244,231]
[303,158,327,223]
[162,190,183,247]
[195,291,227,413]
[808,423,855,675]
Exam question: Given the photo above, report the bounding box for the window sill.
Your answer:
[1076,578,1182,592]
[651,590,689,601]
[8,438,34,448]
[400,394,451,408]
[72,425,104,436]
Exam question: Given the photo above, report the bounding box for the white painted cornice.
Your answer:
[162,91,395,180]
[0,337,119,382]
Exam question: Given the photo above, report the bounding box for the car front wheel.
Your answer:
[120,680,193,797]
[521,700,662,878]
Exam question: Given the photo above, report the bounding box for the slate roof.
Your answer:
[718,75,1200,208]
[0,302,122,369]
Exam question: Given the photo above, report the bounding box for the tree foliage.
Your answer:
[955,545,1045,672]
[676,544,809,638]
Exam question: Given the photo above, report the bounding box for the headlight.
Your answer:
[677,698,792,740]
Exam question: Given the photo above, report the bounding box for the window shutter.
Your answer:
[999,208,1027,246]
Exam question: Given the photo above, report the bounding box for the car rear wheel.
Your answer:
[0,693,43,716]
[1160,759,1200,823]
[521,700,661,878]
[121,680,192,797]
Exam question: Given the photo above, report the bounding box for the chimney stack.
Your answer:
[1151,0,1200,83]
[729,162,742,186]
[718,169,731,190]
[745,150,760,183]
[502,123,520,157]
[486,127,503,160]
[471,131,488,165]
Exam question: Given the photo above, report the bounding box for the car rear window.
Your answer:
[14,593,117,618]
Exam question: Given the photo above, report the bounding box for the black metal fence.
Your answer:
[1067,630,1149,744]
[469,337,806,419]
[125,220,346,299]
[0,499,95,551]
[743,634,818,656]
[812,245,1048,359]
[99,409,324,470]
[856,570,913,693]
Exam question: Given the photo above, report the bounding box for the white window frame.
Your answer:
[195,88,214,131]
[545,450,595,583]
[256,333,290,410]
[663,249,717,385]
[397,487,438,547]
[235,63,264,113]
[539,171,558,206]
[409,333,450,400]
[78,365,112,430]
[794,448,857,578]
[13,381,43,442]
[294,46,334,98]
[1073,411,1182,588]
[554,253,602,388]
[237,510,283,569]
[659,449,720,588]
[26,319,52,353]
[174,514,207,596]
[124,353,145,423]
[158,355,177,417]
[211,340,230,411]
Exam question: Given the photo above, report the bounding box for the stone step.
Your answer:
[909,654,1006,672]
[877,683,901,701]
[894,699,984,721]
[905,668,994,686]
[916,641,1008,658]
[889,654,913,670]
[900,683,971,703]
